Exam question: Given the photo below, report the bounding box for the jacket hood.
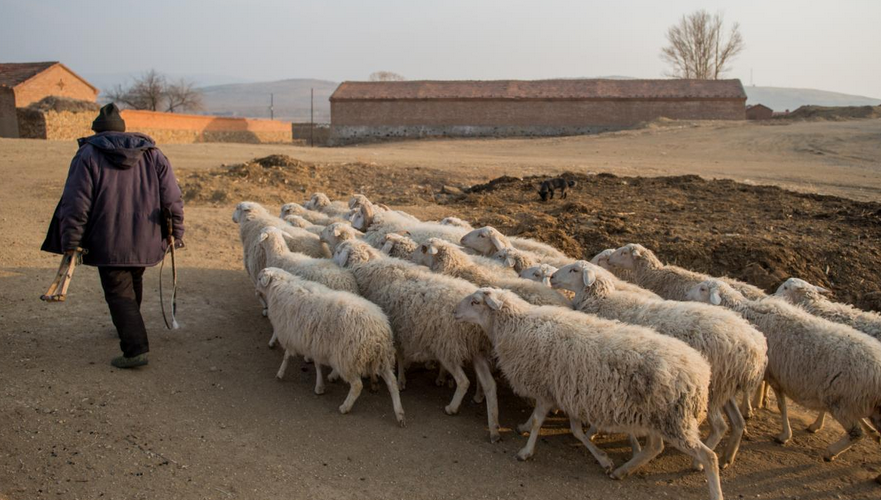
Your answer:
[79,132,156,169]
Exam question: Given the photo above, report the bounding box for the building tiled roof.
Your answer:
[331,79,747,101]
[0,62,58,88]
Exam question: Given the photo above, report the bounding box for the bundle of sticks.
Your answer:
[40,248,84,302]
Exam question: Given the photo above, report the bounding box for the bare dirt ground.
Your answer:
[2,119,881,500]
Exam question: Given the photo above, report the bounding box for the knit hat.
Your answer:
[92,103,126,133]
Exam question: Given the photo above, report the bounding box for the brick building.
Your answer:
[329,79,747,144]
[0,62,99,138]
[746,103,774,120]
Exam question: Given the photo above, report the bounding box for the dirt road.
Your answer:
[2,120,880,500]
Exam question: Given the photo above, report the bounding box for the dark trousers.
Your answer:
[98,267,149,358]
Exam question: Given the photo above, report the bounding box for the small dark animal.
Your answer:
[538,178,577,201]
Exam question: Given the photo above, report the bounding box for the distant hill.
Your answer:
[198,79,337,123]
[745,86,881,112]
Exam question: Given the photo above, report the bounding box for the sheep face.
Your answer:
[279,203,305,219]
[379,233,415,257]
[454,288,505,330]
[319,222,355,253]
[334,240,379,268]
[460,227,509,255]
[608,244,644,270]
[521,264,558,287]
[775,278,830,302]
[351,204,375,232]
[551,262,596,292]
[590,249,616,270]
[349,194,371,210]
[256,267,288,291]
[687,280,723,305]
[413,240,441,267]
[232,201,263,223]
[304,193,331,211]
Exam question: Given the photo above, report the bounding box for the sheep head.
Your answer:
[590,249,616,270]
[232,201,265,223]
[520,264,559,287]
[775,277,831,303]
[351,203,376,232]
[460,227,510,255]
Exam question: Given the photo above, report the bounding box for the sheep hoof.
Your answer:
[720,460,731,470]
[823,453,836,462]
[805,424,822,433]
[262,309,268,317]
[609,469,624,480]
[268,341,276,349]
[516,423,531,434]
[397,415,406,428]
[339,404,351,415]
[472,394,485,404]
[444,405,459,416]
[315,387,325,396]
[691,459,704,472]
[515,450,532,462]
[489,432,501,444]
[327,372,339,382]
[774,434,791,445]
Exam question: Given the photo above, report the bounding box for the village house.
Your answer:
[746,103,774,120]
[328,78,747,144]
[0,62,98,138]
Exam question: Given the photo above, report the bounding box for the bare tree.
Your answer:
[104,69,202,113]
[165,79,203,113]
[661,10,744,79]
[368,71,406,82]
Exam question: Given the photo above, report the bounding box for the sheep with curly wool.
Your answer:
[415,239,568,307]
[453,288,722,500]
[333,239,500,442]
[256,267,404,425]
[352,203,467,249]
[776,278,881,340]
[552,261,767,469]
[280,202,345,226]
[318,222,363,254]
[256,226,359,325]
[460,226,570,263]
[304,192,351,218]
[609,244,767,301]
[688,279,881,462]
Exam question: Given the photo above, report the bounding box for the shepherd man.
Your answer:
[42,103,185,369]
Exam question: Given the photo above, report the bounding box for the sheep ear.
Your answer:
[427,245,438,255]
[259,231,270,242]
[484,292,504,311]
[710,289,722,305]
[489,233,506,251]
[504,255,516,268]
[380,240,395,255]
[582,268,596,287]
[333,226,342,237]
[814,285,832,294]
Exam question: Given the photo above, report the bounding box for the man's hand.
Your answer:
[168,237,185,250]
[64,249,77,256]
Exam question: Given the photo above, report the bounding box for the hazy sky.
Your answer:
[2,0,879,97]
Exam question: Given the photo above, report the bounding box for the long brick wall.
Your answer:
[15,109,292,144]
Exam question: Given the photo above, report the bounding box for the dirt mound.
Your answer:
[441,173,881,312]
[24,96,100,114]
[781,105,881,121]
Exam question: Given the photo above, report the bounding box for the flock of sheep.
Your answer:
[232,192,881,500]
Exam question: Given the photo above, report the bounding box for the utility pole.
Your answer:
[270,93,274,120]
[310,87,314,147]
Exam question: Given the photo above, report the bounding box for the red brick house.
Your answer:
[0,62,99,138]
[746,104,774,120]
[329,79,747,144]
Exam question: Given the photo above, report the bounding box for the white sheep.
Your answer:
[776,278,881,340]
[453,288,722,500]
[333,239,501,442]
[414,238,569,307]
[280,202,344,226]
[352,203,467,249]
[553,261,767,469]
[318,222,363,254]
[460,226,569,264]
[256,268,404,426]
[439,217,474,230]
[688,279,881,462]
[591,248,636,283]
[609,244,767,301]
[378,233,420,260]
[256,226,359,324]
[304,192,351,218]
[283,215,325,235]
[519,264,558,287]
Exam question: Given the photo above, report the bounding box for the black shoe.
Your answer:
[111,353,148,369]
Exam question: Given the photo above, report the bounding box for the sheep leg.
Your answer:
[314,364,326,395]
[380,367,406,427]
[740,390,753,419]
[760,382,771,409]
[610,433,664,480]
[268,330,278,349]
[328,368,340,382]
[806,411,826,433]
[628,435,642,455]
[720,397,746,469]
[442,363,470,416]
[369,374,379,392]
[435,366,449,387]
[395,351,407,391]
[569,419,614,473]
[693,407,728,471]
[472,355,500,443]
[861,419,881,444]
[339,377,363,415]
[772,385,792,444]
[517,413,535,434]
[276,350,292,380]
[824,417,865,462]
[671,439,723,500]
[472,375,485,404]
[515,399,554,461]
